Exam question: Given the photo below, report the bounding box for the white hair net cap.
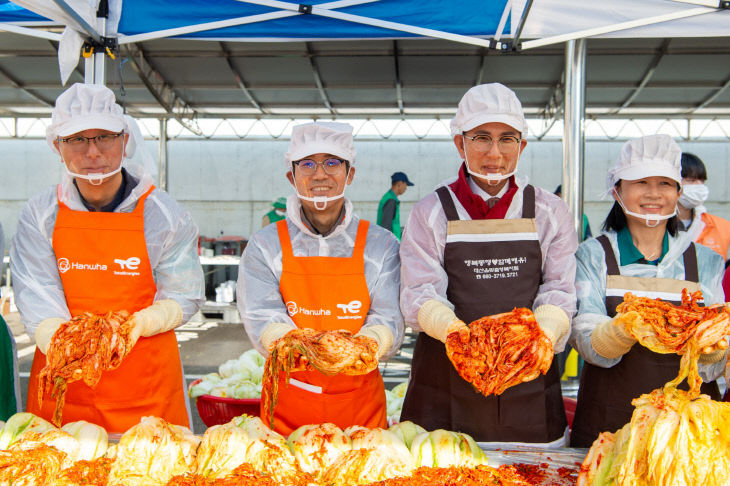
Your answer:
[606,134,682,193]
[45,83,125,153]
[450,83,527,137]
[284,122,356,167]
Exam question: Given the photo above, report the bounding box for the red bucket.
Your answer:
[190,378,261,427]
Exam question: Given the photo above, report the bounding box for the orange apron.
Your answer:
[27,186,189,433]
[265,219,387,435]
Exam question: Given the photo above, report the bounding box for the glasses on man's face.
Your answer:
[294,158,345,176]
[58,132,124,152]
[463,133,521,154]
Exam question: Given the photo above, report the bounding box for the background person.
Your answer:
[677,152,730,263]
[11,83,204,432]
[399,83,577,446]
[569,134,727,447]
[261,197,287,227]
[376,171,414,240]
[237,122,404,435]
[0,222,20,420]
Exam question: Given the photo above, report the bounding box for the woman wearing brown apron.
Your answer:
[569,134,728,447]
[399,83,578,446]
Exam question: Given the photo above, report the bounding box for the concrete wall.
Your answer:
[2,138,730,252]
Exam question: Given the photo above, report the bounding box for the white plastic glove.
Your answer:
[533,304,570,351]
[33,317,67,355]
[355,324,394,360]
[417,299,466,343]
[260,322,297,352]
[128,299,183,347]
[590,313,637,359]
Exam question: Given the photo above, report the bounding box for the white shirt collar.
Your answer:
[467,176,510,201]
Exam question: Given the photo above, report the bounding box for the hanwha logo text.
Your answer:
[286,301,299,316]
[57,258,70,274]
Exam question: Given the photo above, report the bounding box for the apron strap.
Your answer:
[597,234,620,276]
[521,185,536,219]
[132,186,155,215]
[682,242,699,283]
[436,186,460,222]
[353,220,369,258]
[276,219,294,259]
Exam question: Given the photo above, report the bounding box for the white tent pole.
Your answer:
[159,118,168,191]
[493,0,511,42]
[241,0,494,48]
[84,6,109,84]
[521,7,716,50]
[119,0,376,44]
[563,39,586,241]
[0,23,62,40]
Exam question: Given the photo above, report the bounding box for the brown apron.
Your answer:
[400,185,567,443]
[570,235,721,447]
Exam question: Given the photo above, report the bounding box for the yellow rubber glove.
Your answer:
[590,314,637,359]
[699,340,729,364]
[533,304,570,351]
[417,299,466,343]
[260,322,297,352]
[355,324,394,360]
[33,317,67,355]
[128,299,183,347]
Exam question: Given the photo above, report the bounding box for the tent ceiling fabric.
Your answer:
[0,0,729,120]
[1,34,729,119]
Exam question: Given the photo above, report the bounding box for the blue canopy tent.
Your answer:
[1,0,729,235]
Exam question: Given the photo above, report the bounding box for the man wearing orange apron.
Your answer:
[399,84,578,446]
[10,83,204,433]
[237,122,403,435]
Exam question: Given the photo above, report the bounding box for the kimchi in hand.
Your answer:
[38,310,134,426]
[261,328,379,428]
[615,289,730,397]
[445,308,553,396]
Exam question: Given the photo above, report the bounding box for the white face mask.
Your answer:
[613,188,677,228]
[292,168,350,211]
[64,164,123,185]
[462,138,521,186]
[679,184,709,209]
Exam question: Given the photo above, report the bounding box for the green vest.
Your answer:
[377,189,402,240]
[0,315,17,420]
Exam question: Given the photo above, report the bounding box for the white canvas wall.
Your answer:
[2,137,730,252]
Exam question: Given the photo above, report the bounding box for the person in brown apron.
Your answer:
[237,122,404,433]
[569,134,728,447]
[399,84,578,445]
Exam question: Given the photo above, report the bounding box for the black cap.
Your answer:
[391,171,414,186]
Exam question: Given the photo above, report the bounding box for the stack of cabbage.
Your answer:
[189,349,265,399]
[0,412,487,485]
[188,416,486,485]
[0,412,109,484]
[385,381,408,424]
[579,385,730,485]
